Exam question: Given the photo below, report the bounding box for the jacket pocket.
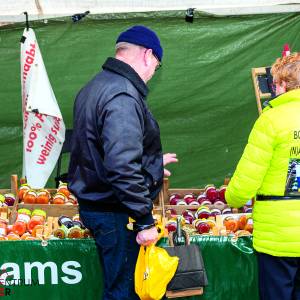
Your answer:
[142,166,163,200]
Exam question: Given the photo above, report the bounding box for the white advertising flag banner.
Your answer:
[21,28,65,188]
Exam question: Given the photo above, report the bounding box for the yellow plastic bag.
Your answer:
[135,235,179,300]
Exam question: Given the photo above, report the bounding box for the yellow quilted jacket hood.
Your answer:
[225,89,300,257]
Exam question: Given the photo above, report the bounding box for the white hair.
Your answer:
[115,42,144,52]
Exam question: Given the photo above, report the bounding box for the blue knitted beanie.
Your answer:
[116,25,163,62]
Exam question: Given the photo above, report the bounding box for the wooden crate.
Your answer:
[17,204,78,218]
[4,174,18,197]
[160,178,231,218]
[166,288,203,298]
[9,174,163,225]
[251,66,273,115]
[161,178,229,204]
[9,176,79,224]
[0,174,19,223]
[7,177,79,238]
[0,207,9,220]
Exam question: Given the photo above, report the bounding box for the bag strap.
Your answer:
[168,232,175,247]
[168,229,190,246]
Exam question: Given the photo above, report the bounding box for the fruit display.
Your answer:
[0,208,90,241]
[223,214,253,233]
[168,185,228,207]
[18,180,77,205]
[0,176,89,241]
[164,182,253,238]
[165,203,252,236]
[12,208,31,236]
[0,193,16,207]
[54,215,91,239]
[27,209,47,232]
[36,189,51,204]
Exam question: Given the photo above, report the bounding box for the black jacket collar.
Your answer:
[102,57,148,98]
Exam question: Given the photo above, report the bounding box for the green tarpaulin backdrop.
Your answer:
[1,12,300,188]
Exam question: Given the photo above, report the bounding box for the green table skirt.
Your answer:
[0,236,258,299]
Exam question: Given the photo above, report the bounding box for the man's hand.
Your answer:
[136,226,158,246]
[163,153,178,177]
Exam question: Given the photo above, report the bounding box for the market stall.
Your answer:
[2,4,300,299]
[0,175,258,299]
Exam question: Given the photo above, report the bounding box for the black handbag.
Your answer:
[164,228,208,298]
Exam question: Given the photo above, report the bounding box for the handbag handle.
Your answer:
[169,229,190,247]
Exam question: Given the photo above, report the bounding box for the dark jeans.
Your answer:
[257,252,300,300]
[79,209,140,300]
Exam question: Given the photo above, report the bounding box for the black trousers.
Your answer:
[257,252,300,300]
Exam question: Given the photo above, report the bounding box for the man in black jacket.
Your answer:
[68,25,177,300]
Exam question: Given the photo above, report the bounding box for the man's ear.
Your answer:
[144,48,152,67]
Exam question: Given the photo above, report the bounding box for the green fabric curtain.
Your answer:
[1,12,300,188]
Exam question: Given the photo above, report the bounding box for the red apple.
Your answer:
[165,221,177,232]
[184,193,196,204]
[197,194,206,201]
[182,210,194,219]
[176,199,187,206]
[195,206,210,219]
[185,198,199,205]
[198,211,210,219]
[198,198,212,206]
[169,194,181,205]
[205,186,218,202]
[196,221,210,234]
[184,215,194,224]
[210,208,221,216]
[214,199,226,206]
[218,186,227,202]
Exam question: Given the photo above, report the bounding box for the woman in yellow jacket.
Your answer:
[226,53,300,300]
